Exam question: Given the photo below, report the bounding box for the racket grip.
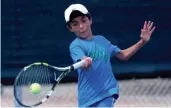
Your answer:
[72,58,92,70]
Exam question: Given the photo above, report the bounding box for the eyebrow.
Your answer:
[70,21,77,23]
[71,16,86,23]
[81,16,86,20]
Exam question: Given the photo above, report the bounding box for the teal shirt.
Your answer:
[69,35,121,107]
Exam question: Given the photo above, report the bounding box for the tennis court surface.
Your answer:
[1,78,171,107]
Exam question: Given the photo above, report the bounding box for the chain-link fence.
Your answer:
[1,78,171,107]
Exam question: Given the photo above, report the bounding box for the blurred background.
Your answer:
[1,0,171,107]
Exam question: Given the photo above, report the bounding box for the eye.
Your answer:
[82,19,87,23]
[71,23,77,27]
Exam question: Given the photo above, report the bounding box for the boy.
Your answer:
[64,4,155,107]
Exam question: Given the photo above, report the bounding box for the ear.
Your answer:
[90,18,92,25]
[67,25,74,32]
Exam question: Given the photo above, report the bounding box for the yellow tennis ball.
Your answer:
[30,83,41,94]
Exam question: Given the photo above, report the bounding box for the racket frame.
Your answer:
[14,59,87,107]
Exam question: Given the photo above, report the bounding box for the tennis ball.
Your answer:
[30,83,41,94]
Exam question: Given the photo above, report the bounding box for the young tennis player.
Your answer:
[64,4,155,107]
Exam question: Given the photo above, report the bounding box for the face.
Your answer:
[69,16,92,39]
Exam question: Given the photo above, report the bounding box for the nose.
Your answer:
[79,24,83,29]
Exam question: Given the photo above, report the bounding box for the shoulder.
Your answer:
[70,38,78,46]
[94,35,105,38]
[69,38,82,49]
[94,35,109,42]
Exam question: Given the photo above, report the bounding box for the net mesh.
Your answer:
[14,65,55,106]
[1,78,171,107]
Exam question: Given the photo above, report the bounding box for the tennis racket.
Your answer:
[13,59,88,107]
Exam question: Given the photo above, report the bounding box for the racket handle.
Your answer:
[72,58,92,70]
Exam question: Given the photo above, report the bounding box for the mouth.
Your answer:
[80,31,85,33]
[80,31,86,35]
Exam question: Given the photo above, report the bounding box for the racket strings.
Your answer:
[15,65,55,106]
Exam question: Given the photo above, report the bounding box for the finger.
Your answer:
[147,21,151,28]
[150,26,156,33]
[82,63,86,68]
[85,63,88,68]
[82,63,88,68]
[148,22,154,30]
[86,60,90,66]
[141,29,144,36]
[141,29,145,32]
[88,58,92,64]
[86,59,91,67]
[143,21,147,29]
[82,57,92,68]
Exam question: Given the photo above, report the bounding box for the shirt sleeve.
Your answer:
[108,41,121,56]
[69,45,86,63]
[101,36,121,57]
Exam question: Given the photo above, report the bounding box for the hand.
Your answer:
[82,56,92,69]
[140,21,156,43]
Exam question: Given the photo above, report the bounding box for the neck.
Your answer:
[87,31,93,40]
[85,28,93,40]
[77,31,93,40]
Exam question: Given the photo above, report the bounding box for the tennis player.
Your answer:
[64,4,155,107]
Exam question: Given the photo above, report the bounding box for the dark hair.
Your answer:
[66,10,91,28]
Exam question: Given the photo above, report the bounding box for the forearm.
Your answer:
[116,21,155,61]
[119,39,146,60]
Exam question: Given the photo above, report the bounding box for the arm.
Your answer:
[116,21,156,61]
[116,39,146,61]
